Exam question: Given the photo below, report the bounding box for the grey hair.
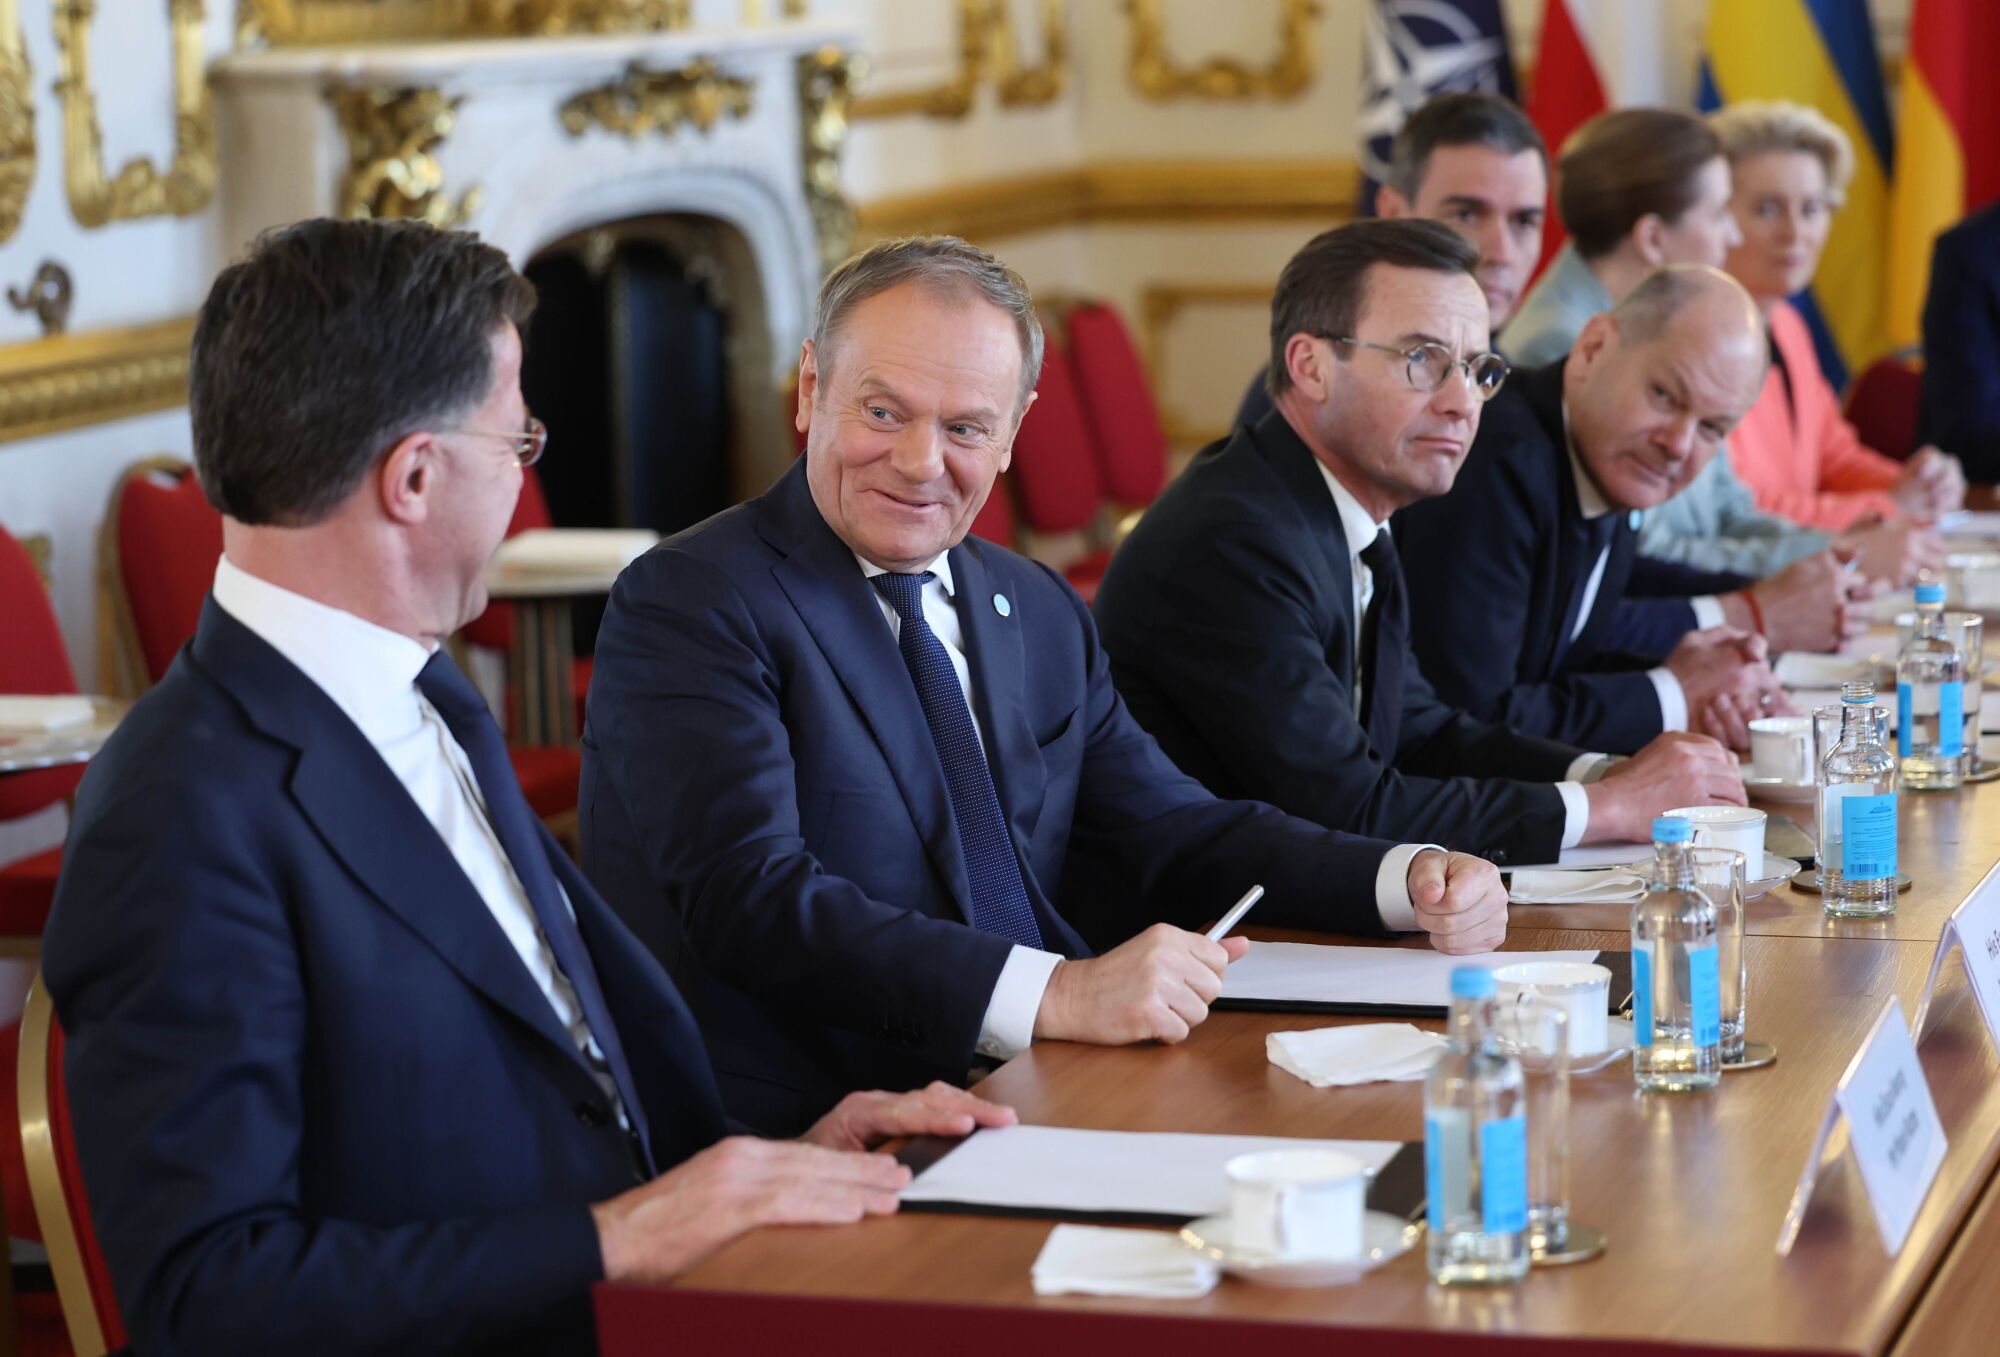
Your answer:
[811,235,1044,412]
[1708,100,1855,207]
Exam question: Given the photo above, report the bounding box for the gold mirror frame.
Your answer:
[1126,0,1319,102]
[54,0,217,228]
[0,0,31,243]
[239,0,695,45]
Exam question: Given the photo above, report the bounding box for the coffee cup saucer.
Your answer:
[1496,1016,1634,1076]
[1742,774,1815,804]
[1178,1210,1417,1287]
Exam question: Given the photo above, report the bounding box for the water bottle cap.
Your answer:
[1652,815,1693,844]
[1841,680,1875,703]
[1915,582,1946,604]
[1450,966,1497,999]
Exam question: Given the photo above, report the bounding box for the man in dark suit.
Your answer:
[1921,200,2000,481]
[43,219,1013,1357]
[1095,221,1743,866]
[582,236,1509,1134]
[1395,265,1790,754]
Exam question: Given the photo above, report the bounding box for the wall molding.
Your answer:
[855,155,1355,241]
[0,317,192,445]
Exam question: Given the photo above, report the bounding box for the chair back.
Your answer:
[98,458,221,695]
[1064,302,1169,507]
[1845,356,1923,462]
[19,974,125,1357]
[0,525,84,819]
[460,466,556,652]
[1007,335,1106,535]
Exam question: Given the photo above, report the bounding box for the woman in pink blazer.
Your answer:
[1712,101,1964,533]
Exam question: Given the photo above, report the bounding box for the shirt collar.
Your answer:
[1314,459,1390,561]
[211,555,435,743]
[853,550,956,597]
[1560,399,1615,521]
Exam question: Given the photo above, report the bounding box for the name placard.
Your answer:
[1913,859,2000,1048]
[1776,997,1946,1257]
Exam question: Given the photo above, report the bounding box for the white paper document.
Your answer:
[902,1125,1402,1218]
[1938,510,2000,538]
[1219,943,1600,1008]
[1505,841,1652,873]
[1776,652,1892,689]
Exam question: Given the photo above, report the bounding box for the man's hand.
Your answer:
[1838,517,1946,586]
[1032,922,1247,1046]
[1889,445,1966,519]
[1663,626,1786,752]
[1583,732,1745,842]
[592,1136,911,1286]
[1720,549,1869,654]
[1406,850,1507,955]
[803,1082,1017,1152]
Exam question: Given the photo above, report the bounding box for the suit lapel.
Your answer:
[1252,412,1355,615]
[1521,363,1598,674]
[949,541,1046,845]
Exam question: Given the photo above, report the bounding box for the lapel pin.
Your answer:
[1627,509,1642,531]
[993,592,1012,618]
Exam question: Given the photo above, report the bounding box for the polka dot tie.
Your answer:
[871,572,1044,948]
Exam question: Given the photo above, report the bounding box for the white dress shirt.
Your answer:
[211,556,626,1119]
[858,549,1437,1060]
[1316,463,1599,849]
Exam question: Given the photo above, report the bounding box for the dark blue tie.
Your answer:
[1357,529,1406,756]
[870,572,1044,949]
[1554,515,1618,670]
[416,651,657,1175]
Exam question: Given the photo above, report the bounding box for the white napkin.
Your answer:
[1266,1022,1447,1088]
[1506,867,1646,904]
[1029,1224,1219,1298]
[489,528,658,576]
[0,695,92,733]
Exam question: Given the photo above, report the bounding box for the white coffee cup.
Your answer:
[1492,960,1611,1056]
[1223,1149,1367,1260]
[1749,716,1814,784]
[1666,805,1765,880]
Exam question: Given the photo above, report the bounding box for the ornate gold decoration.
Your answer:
[8,262,74,336]
[1140,281,1272,447]
[1126,0,1320,102]
[798,45,860,273]
[329,86,483,227]
[851,0,1066,121]
[0,0,31,244]
[0,318,192,447]
[559,58,754,140]
[54,0,216,228]
[240,0,703,44]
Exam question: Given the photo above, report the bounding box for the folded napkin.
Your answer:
[1506,867,1647,905]
[0,695,92,733]
[1030,1224,1219,1298]
[489,528,659,576]
[1267,1022,1447,1088]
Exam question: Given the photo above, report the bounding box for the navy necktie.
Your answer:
[1357,530,1406,755]
[1554,515,1618,670]
[416,652,657,1175]
[870,572,1044,949]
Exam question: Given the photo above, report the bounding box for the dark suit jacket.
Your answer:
[1094,409,1580,864]
[1920,202,2000,480]
[43,602,730,1357]
[1394,360,1669,752]
[580,461,1400,1133]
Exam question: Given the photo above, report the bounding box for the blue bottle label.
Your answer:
[1941,681,1965,757]
[1841,791,1899,880]
[1898,683,1912,758]
[1632,944,1654,1048]
[1423,1113,1443,1231]
[1689,942,1721,1049]
[1479,1114,1529,1236]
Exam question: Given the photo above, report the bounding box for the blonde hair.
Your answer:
[1708,100,1854,207]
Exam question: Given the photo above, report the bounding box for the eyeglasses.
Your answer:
[446,416,548,467]
[1322,336,1510,401]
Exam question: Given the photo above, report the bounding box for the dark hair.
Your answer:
[1557,108,1725,259]
[1384,92,1547,202]
[1266,219,1481,398]
[190,218,537,526]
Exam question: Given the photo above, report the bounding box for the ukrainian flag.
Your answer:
[1699,0,1895,390]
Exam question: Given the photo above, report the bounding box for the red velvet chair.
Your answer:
[457,467,592,738]
[19,975,122,1357]
[1845,356,1923,463]
[1008,336,1112,600]
[1063,301,1170,514]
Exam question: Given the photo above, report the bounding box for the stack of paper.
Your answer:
[0,695,92,733]
[1267,1023,1446,1087]
[1030,1225,1218,1297]
[1219,943,1601,1008]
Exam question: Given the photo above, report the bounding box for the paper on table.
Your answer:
[0,695,92,733]
[1219,943,1600,1008]
[901,1125,1402,1219]
[1507,867,1646,905]
[1776,652,1891,689]
[1504,841,1652,873]
[1030,1225,1218,1298]
[1938,510,2000,538]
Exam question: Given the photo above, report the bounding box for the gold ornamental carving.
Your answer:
[54,0,217,228]
[1126,0,1320,102]
[0,318,194,447]
[0,0,31,244]
[559,59,754,141]
[851,0,1066,121]
[239,0,720,45]
[798,45,860,273]
[330,86,483,227]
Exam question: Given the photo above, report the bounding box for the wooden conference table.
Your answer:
[598,777,2000,1355]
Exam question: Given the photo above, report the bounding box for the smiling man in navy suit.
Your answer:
[42,218,1014,1357]
[582,235,1509,1135]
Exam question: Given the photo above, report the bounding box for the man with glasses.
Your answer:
[1096,222,1744,867]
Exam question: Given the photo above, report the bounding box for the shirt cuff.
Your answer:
[975,946,1063,1061]
[1564,752,1615,783]
[1648,667,1689,732]
[1554,781,1590,849]
[1375,841,1444,933]
[1690,595,1727,629]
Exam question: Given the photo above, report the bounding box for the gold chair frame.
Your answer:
[19,972,108,1357]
